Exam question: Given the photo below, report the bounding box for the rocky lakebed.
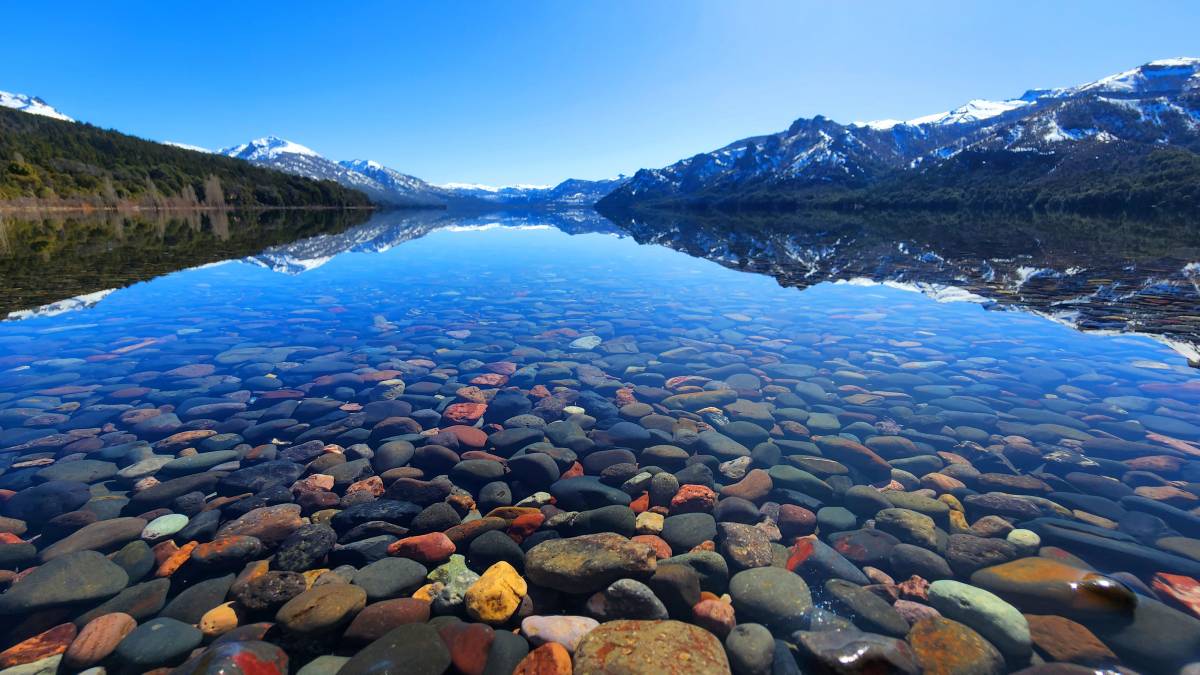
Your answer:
[0,220,1198,675]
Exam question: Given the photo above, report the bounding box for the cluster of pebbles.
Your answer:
[0,238,1199,675]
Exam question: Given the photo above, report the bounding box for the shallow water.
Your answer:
[0,209,1199,673]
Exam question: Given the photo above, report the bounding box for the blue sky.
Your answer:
[7,1,1198,185]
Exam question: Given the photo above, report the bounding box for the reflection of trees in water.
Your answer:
[0,209,371,314]
[603,209,1200,365]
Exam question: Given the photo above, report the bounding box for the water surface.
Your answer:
[0,209,1199,672]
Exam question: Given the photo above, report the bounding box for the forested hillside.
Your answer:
[0,107,371,208]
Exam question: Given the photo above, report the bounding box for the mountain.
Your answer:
[212,138,628,208]
[0,90,73,122]
[216,137,446,208]
[599,58,1200,213]
[0,107,371,208]
[434,176,629,206]
[247,208,624,274]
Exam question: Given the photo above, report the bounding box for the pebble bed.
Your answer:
[0,227,1198,675]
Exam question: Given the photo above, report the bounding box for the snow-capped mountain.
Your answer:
[338,159,436,198]
[600,57,1200,208]
[435,176,630,206]
[0,90,73,122]
[214,138,626,208]
[216,137,446,207]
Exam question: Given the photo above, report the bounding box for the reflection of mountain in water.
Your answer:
[3,206,1199,366]
[245,209,624,274]
[605,211,1200,364]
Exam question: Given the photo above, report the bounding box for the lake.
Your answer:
[0,208,1198,673]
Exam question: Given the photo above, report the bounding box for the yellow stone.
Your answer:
[412,583,440,603]
[303,568,329,589]
[464,561,527,624]
[938,494,964,512]
[636,511,664,535]
[310,509,338,525]
[947,510,972,535]
[199,602,239,637]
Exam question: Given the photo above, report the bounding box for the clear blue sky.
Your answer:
[7,1,1198,185]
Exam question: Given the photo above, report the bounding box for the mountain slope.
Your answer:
[0,107,371,208]
[216,137,446,208]
[600,58,1200,213]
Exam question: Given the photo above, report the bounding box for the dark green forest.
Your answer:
[0,107,371,208]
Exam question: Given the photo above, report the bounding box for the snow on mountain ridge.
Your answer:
[163,141,211,153]
[0,90,73,122]
[218,136,320,161]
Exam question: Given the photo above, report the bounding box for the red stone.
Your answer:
[777,504,817,539]
[438,621,494,675]
[508,513,545,542]
[1152,572,1200,619]
[388,533,456,564]
[897,575,930,602]
[785,539,815,573]
[0,622,76,668]
[631,535,672,559]
[344,599,431,643]
[670,485,717,514]
[470,374,509,387]
[485,362,517,376]
[691,599,735,639]
[444,403,488,424]
[443,426,488,449]
[561,462,584,479]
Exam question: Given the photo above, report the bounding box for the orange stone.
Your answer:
[156,540,197,577]
[631,535,672,559]
[513,642,572,675]
[629,492,650,514]
[347,476,385,497]
[470,373,509,387]
[1134,485,1198,507]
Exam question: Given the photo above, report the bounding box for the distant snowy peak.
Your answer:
[217,136,320,161]
[1073,56,1200,95]
[437,182,553,193]
[0,90,73,122]
[862,98,1031,130]
[857,57,1200,131]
